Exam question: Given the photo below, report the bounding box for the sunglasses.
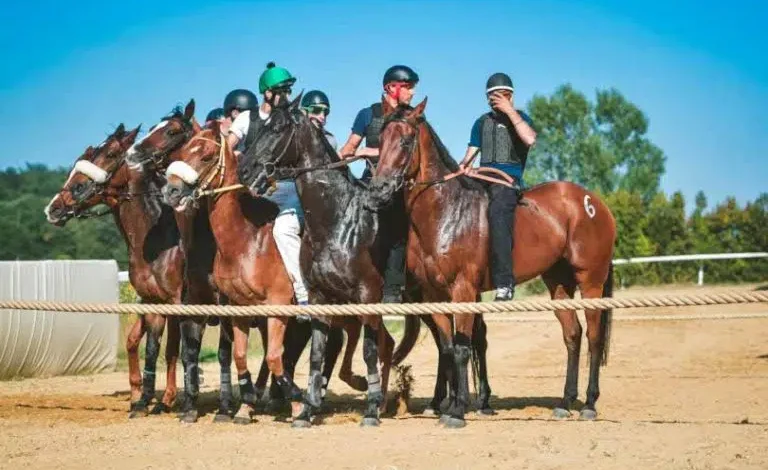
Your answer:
[273,86,292,95]
[306,105,329,116]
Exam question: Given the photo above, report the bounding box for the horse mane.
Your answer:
[422,121,485,192]
[161,105,185,122]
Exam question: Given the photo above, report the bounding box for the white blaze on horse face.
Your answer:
[166,161,199,185]
[126,120,170,165]
[584,195,597,218]
[43,195,60,223]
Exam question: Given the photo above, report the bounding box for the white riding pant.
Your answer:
[268,181,309,304]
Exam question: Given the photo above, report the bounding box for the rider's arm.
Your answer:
[460,118,483,170]
[505,109,537,147]
[339,133,363,159]
[460,146,480,169]
[227,111,249,154]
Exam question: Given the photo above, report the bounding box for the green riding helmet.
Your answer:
[258,62,297,94]
[223,89,259,115]
[301,90,330,114]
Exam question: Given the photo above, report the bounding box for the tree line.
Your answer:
[1,84,765,286]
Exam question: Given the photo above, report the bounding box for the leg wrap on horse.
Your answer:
[140,332,161,403]
[452,333,472,417]
[363,326,383,406]
[304,319,330,408]
[274,375,303,402]
[237,372,258,406]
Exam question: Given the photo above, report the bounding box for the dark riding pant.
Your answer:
[488,185,518,289]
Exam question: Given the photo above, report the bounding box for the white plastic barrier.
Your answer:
[0,260,119,379]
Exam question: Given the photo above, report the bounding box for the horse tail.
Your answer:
[392,315,421,366]
[600,262,614,366]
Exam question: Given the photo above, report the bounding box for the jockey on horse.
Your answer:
[459,72,537,301]
[339,65,420,304]
[301,90,338,150]
[224,63,310,307]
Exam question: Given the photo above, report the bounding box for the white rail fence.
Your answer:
[117,252,768,287]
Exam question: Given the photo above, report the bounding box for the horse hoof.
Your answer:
[292,419,312,429]
[179,410,199,424]
[150,402,171,415]
[128,405,148,419]
[232,416,252,425]
[579,408,598,420]
[264,399,286,414]
[476,408,497,417]
[552,407,572,419]
[422,407,437,417]
[360,417,381,428]
[442,417,467,429]
[438,414,451,425]
[213,413,232,424]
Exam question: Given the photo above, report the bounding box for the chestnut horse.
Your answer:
[235,94,418,427]
[162,124,310,424]
[127,100,366,421]
[368,99,616,428]
[44,124,183,418]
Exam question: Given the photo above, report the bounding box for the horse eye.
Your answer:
[167,128,181,136]
[201,153,215,163]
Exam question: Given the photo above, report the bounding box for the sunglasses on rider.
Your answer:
[306,105,329,116]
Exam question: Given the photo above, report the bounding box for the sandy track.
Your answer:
[1,285,767,469]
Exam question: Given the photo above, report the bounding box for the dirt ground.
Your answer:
[1,285,767,469]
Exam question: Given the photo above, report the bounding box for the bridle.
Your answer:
[182,134,247,200]
[132,116,196,169]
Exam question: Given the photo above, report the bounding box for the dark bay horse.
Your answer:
[126,100,365,421]
[368,99,616,428]
[235,94,419,427]
[44,124,183,418]
[162,125,312,424]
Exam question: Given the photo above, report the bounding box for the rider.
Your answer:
[222,88,260,156]
[458,72,537,301]
[339,65,419,303]
[301,90,337,150]
[225,64,310,309]
[339,65,420,182]
[204,107,229,134]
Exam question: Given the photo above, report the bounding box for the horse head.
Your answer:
[125,99,200,171]
[44,124,140,226]
[162,125,228,212]
[236,92,305,197]
[366,97,428,209]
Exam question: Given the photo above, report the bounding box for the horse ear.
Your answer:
[381,95,396,116]
[411,97,428,118]
[191,116,202,133]
[122,125,141,147]
[114,123,126,139]
[289,91,303,110]
[184,99,195,120]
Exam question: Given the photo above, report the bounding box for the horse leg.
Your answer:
[213,317,235,423]
[576,269,613,420]
[421,314,449,415]
[177,317,205,423]
[232,317,257,425]
[427,313,456,424]
[376,318,395,414]
[543,270,580,419]
[359,316,385,427]
[443,309,475,429]
[265,317,304,420]
[321,324,345,397]
[293,316,331,428]
[337,319,367,392]
[127,315,147,417]
[473,314,495,415]
[253,318,270,402]
[135,313,166,415]
[152,315,179,415]
[266,318,310,412]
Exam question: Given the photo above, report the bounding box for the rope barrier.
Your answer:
[1,291,767,317]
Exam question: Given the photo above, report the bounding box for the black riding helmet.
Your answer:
[383,65,419,86]
[205,107,226,122]
[301,90,330,112]
[223,89,259,115]
[485,73,514,93]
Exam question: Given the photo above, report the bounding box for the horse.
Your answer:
[235,93,419,427]
[162,123,312,424]
[367,98,616,428]
[44,124,184,418]
[126,100,367,421]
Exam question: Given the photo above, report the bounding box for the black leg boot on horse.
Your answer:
[293,318,330,428]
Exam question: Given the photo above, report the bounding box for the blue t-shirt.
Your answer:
[351,107,374,138]
[468,110,533,184]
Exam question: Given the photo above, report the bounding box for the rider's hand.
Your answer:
[490,91,514,115]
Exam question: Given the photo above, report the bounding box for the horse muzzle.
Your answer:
[162,181,194,212]
[365,176,400,211]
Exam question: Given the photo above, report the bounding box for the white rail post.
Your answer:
[697,262,704,286]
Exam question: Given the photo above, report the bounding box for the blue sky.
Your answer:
[1,0,765,209]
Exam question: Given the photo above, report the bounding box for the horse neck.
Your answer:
[206,145,252,257]
[111,167,167,269]
[294,126,361,234]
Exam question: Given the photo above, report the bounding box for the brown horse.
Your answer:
[162,124,308,424]
[126,100,367,421]
[44,124,183,418]
[368,99,616,428]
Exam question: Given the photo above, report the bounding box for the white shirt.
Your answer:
[230,109,271,152]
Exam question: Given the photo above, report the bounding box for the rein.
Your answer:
[186,135,246,199]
